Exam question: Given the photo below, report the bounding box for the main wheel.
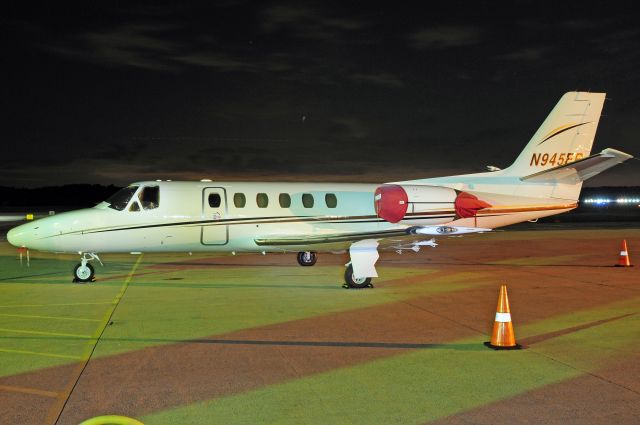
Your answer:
[73,263,95,283]
[297,251,317,266]
[344,264,372,289]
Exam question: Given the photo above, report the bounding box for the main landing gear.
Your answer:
[297,251,317,266]
[343,264,373,289]
[73,252,102,283]
[343,239,379,289]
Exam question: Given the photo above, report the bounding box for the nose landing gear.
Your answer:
[73,253,102,283]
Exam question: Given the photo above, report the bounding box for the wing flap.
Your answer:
[254,229,409,246]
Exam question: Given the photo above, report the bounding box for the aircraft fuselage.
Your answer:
[7,181,457,254]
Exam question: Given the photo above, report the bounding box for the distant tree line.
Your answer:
[0,184,122,210]
[0,184,638,221]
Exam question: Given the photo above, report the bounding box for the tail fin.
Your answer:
[504,91,606,176]
[394,91,632,203]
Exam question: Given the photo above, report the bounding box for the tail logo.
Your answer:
[537,122,591,146]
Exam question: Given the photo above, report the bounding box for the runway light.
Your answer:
[583,197,640,206]
[583,198,611,205]
[615,198,640,204]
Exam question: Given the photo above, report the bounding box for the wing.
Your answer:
[254,225,490,252]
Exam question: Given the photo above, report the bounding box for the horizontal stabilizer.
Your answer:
[520,148,633,184]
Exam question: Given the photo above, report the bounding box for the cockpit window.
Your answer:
[139,186,160,210]
[106,186,139,211]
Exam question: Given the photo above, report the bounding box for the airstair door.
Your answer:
[201,187,228,245]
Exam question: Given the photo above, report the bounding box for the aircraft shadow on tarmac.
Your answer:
[0,271,69,282]
[517,312,635,347]
[0,334,484,351]
[1,313,634,351]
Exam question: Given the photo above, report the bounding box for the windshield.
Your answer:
[105,186,139,211]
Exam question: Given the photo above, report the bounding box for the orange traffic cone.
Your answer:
[615,240,633,267]
[485,285,522,350]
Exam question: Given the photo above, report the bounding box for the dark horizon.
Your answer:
[2,184,639,210]
[2,2,639,187]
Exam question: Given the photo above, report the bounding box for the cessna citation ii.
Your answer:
[7,92,633,288]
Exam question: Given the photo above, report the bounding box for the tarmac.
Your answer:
[0,225,638,424]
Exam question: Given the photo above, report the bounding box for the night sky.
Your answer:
[2,2,639,187]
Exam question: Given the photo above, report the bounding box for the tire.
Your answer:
[74,263,95,283]
[297,251,317,266]
[344,264,372,289]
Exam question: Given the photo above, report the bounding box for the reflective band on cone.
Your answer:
[485,284,522,350]
[495,312,511,322]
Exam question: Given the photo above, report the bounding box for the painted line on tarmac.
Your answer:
[0,348,82,360]
[0,327,91,339]
[0,313,101,322]
[46,254,144,425]
[0,302,114,308]
[0,383,59,398]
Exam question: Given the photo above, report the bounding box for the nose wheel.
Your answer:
[297,251,317,266]
[73,252,101,283]
[74,263,95,283]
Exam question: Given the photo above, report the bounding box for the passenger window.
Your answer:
[208,193,221,208]
[256,193,269,208]
[325,193,337,208]
[129,201,141,212]
[279,193,291,208]
[139,186,160,210]
[234,193,246,208]
[302,193,314,208]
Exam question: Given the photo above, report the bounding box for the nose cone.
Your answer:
[7,225,26,247]
[7,223,32,248]
[7,221,40,248]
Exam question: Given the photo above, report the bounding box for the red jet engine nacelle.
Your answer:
[374,184,408,223]
[374,184,492,224]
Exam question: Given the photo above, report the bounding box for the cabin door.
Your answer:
[201,187,228,245]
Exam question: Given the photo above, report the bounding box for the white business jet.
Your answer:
[7,92,633,287]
